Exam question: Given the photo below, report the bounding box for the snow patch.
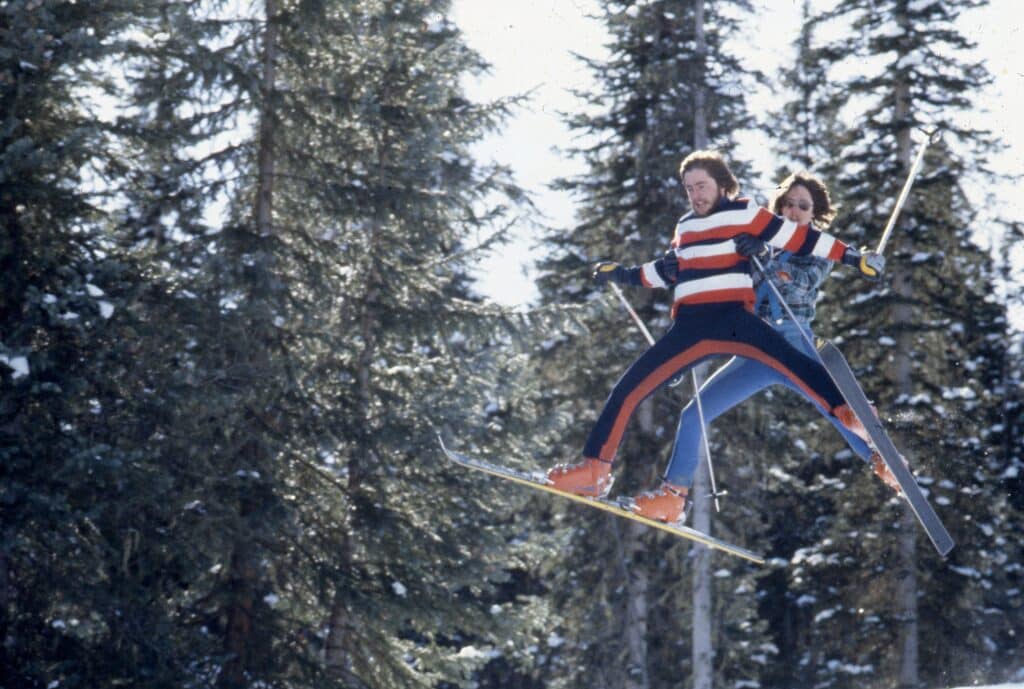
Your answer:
[942,386,976,400]
[426,13,448,33]
[456,645,495,660]
[826,659,874,675]
[98,301,115,319]
[950,565,981,579]
[0,354,29,379]
[813,608,836,624]
[896,392,932,406]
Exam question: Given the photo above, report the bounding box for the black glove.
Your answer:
[734,233,768,257]
[593,261,629,285]
[841,246,885,279]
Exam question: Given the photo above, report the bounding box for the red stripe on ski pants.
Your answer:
[582,302,847,462]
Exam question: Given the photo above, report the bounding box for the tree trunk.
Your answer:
[0,207,24,327]
[324,543,357,681]
[221,4,277,684]
[692,0,707,155]
[222,538,258,688]
[691,460,714,689]
[623,348,656,689]
[623,521,651,689]
[255,0,277,237]
[691,3,714,687]
[897,510,919,688]
[892,60,920,688]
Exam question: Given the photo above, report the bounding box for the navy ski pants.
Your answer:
[582,302,848,462]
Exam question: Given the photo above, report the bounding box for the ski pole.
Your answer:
[607,283,724,512]
[875,128,938,255]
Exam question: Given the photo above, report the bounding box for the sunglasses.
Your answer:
[784,199,812,212]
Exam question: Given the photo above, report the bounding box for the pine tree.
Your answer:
[994,220,1024,510]
[534,2,769,687]
[0,1,180,685]
[795,1,1024,686]
[3,0,556,686]
[737,5,874,686]
[126,0,556,684]
[767,0,846,174]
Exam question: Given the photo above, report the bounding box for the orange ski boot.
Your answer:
[629,482,689,524]
[871,451,910,494]
[546,457,613,497]
[834,403,876,446]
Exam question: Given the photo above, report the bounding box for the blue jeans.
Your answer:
[664,319,873,487]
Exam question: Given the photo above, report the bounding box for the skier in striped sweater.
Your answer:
[545,150,886,524]
[658,171,902,522]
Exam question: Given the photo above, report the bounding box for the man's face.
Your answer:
[682,168,722,217]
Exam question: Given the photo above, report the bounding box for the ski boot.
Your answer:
[834,403,876,446]
[871,451,909,495]
[546,457,613,498]
[628,482,689,524]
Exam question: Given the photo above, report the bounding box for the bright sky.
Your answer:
[452,0,1024,327]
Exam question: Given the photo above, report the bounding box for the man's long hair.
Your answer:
[678,150,740,198]
[770,171,837,228]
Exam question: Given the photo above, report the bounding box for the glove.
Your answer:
[734,233,768,257]
[841,247,885,279]
[593,261,629,285]
[860,250,885,278]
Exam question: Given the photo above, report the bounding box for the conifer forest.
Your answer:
[3,1,1024,688]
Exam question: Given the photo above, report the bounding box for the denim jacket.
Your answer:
[753,247,834,324]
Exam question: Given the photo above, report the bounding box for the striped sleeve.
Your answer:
[756,209,848,262]
[639,260,666,288]
[632,250,681,288]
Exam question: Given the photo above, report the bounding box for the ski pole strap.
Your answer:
[875,129,937,256]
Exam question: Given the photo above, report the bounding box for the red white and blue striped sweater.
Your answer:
[620,197,850,318]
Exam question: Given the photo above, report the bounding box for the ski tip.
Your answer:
[437,433,461,463]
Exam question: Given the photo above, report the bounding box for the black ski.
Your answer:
[818,340,955,557]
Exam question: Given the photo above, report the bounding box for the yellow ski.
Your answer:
[439,436,764,565]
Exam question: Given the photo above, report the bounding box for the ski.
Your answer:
[438,436,765,565]
[817,340,955,557]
